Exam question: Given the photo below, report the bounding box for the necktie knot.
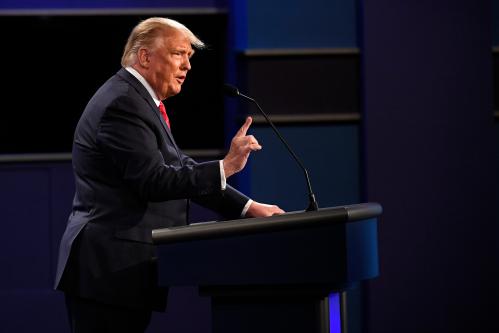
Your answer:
[158,101,170,129]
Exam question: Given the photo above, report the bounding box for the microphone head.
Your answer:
[223,83,240,97]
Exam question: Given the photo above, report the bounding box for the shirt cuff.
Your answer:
[241,199,253,217]
[219,160,226,190]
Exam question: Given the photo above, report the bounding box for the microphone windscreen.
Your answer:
[223,83,240,97]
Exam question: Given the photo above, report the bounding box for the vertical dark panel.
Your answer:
[494,0,499,45]
[363,1,496,332]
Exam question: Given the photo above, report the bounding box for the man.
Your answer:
[55,17,283,333]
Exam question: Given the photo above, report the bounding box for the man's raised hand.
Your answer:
[222,117,262,178]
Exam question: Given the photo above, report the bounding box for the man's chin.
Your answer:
[164,87,181,99]
[172,85,182,95]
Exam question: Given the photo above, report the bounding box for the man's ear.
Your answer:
[137,48,150,68]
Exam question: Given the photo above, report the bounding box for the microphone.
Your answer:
[224,83,319,212]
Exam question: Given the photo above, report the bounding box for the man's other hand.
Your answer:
[223,117,262,178]
[245,201,285,218]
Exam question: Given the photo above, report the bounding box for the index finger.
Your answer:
[236,116,253,137]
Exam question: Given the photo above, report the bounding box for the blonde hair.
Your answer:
[121,17,205,67]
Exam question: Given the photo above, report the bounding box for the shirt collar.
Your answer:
[125,66,161,107]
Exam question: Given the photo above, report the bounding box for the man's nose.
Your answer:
[182,55,191,70]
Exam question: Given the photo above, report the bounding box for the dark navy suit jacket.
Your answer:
[55,68,249,310]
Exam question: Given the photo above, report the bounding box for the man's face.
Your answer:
[144,30,194,100]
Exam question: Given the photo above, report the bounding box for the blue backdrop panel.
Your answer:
[232,0,357,50]
[0,0,226,9]
[1,290,68,332]
[0,167,52,288]
[0,165,71,331]
[249,124,360,211]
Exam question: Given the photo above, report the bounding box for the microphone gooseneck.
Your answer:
[224,84,319,212]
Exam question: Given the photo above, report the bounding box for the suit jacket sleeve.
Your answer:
[180,151,250,219]
[96,94,223,202]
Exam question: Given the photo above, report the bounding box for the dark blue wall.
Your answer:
[362,1,497,332]
[249,124,360,211]
[231,0,357,50]
[0,163,73,331]
[246,0,357,49]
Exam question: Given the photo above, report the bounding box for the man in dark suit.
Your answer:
[55,17,283,333]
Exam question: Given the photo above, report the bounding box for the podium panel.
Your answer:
[152,203,381,333]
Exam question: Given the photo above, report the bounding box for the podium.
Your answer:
[152,203,381,333]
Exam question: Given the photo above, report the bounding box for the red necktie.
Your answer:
[158,101,170,129]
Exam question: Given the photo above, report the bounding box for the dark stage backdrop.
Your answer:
[0,14,227,153]
[362,1,497,332]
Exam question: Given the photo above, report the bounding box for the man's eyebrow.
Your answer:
[172,47,194,54]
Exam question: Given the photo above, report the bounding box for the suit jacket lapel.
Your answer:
[116,68,182,156]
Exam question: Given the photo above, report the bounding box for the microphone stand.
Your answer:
[226,85,319,212]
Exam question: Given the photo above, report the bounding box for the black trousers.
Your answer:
[65,294,152,333]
